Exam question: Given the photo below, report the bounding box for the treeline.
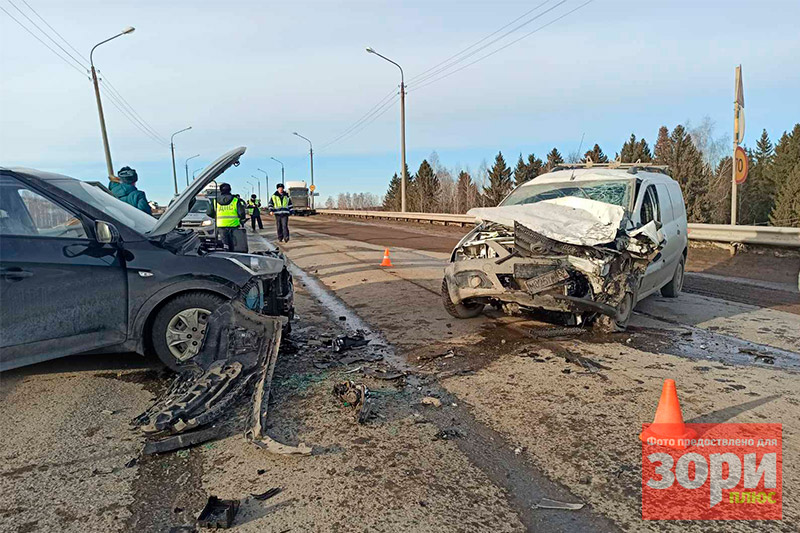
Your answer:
[324,192,383,210]
[381,121,800,226]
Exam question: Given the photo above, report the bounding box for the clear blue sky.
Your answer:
[2,0,799,205]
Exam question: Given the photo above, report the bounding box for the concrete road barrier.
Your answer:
[316,209,800,249]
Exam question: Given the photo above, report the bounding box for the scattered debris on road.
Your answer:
[331,330,370,352]
[534,498,585,511]
[333,380,372,423]
[433,428,464,441]
[421,396,442,408]
[250,487,282,501]
[197,495,240,529]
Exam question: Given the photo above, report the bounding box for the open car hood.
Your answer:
[468,196,626,247]
[148,147,246,237]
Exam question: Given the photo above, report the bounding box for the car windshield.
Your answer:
[52,179,158,234]
[189,198,211,214]
[289,188,307,196]
[501,179,633,210]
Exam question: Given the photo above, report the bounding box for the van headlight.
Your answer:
[201,219,214,226]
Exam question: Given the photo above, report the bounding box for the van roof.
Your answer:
[520,166,677,188]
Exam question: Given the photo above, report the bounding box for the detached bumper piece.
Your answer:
[135,300,285,453]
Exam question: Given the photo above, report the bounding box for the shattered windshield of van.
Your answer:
[501,179,633,210]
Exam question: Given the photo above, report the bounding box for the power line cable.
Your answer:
[0,4,88,78]
[319,87,398,149]
[6,0,86,71]
[410,0,595,93]
[406,0,552,84]
[99,85,168,147]
[99,72,168,144]
[19,0,89,63]
[318,94,400,153]
[408,0,567,87]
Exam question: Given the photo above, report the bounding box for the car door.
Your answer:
[636,183,665,296]
[0,174,128,370]
[654,182,682,285]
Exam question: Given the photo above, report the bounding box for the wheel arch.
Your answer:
[130,279,238,354]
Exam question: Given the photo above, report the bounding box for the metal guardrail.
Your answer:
[316,209,800,248]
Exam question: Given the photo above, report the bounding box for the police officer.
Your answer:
[247,194,263,231]
[268,183,293,242]
[207,183,247,250]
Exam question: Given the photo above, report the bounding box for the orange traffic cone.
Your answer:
[380,248,393,267]
[639,379,696,449]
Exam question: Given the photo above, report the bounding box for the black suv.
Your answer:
[0,147,293,371]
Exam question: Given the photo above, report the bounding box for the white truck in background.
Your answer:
[284,180,315,215]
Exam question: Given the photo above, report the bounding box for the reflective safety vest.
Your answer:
[271,194,291,215]
[247,199,260,215]
[214,198,241,227]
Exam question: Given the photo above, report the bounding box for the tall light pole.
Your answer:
[251,175,261,200]
[257,168,269,196]
[184,154,200,186]
[246,180,255,197]
[270,157,285,183]
[170,126,192,196]
[193,167,203,179]
[90,26,135,181]
[367,47,407,212]
[293,132,315,209]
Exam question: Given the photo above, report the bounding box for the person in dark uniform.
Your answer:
[268,183,293,242]
[207,183,247,250]
[247,194,263,231]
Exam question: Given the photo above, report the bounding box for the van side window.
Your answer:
[655,183,674,222]
[640,185,660,225]
[666,184,686,221]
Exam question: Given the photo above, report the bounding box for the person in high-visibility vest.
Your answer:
[268,183,293,243]
[206,182,247,250]
[247,194,263,231]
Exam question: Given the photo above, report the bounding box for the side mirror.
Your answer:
[95,220,121,245]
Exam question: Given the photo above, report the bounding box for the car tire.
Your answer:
[661,255,685,298]
[594,290,635,332]
[441,278,484,319]
[150,292,227,371]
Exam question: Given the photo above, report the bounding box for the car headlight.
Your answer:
[218,253,282,276]
[201,219,214,226]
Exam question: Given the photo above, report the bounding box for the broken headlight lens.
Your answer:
[217,253,282,276]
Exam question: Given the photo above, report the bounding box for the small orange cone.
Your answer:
[639,379,696,449]
[380,248,393,267]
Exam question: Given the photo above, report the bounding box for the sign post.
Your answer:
[731,65,745,225]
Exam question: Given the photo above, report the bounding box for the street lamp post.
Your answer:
[257,168,269,196]
[170,126,192,195]
[366,47,407,212]
[193,167,203,179]
[251,175,261,200]
[270,157,285,183]
[293,132,315,209]
[90,26,135,181]
[246,181,255,197]
[184,154,200,186]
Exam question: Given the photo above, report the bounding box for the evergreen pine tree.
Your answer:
[483,151,513,206]
[383,173,401,211]
[654,125,709,221]
[769,124,800,227]
[513,154,530,185]
[527,153,544,177]
[455,170,474,213]
[619,134,653,163]
[584,144,609,163]
[544,148,564,173]
[740,129,776,224]
[414,159,440,213]
[653,126,671,164]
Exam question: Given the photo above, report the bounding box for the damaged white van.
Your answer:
[442,163,687,330]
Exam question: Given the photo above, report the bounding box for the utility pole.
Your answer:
[257,168,269,196]
[170,126,192,195]
[731,65,745,225]
[367,47,407,212]
[90,27,135,181]
[251,175,261,200]
[185,154,200,187]
[270,157,285,182]
[293,132,315,209]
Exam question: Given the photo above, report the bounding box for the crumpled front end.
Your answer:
[444,218,660,321]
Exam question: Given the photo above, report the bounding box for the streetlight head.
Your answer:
[366,47,375,54]
[293,132,298,136]
[122,26,135,35]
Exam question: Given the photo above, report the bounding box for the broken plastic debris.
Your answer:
[197,496,239,529]
[421,397,442,408]
[534,497,584,510]
[251,487,282,501]
[333,380,372,424]
[433,428,463,441]
[331,331,370,353]
[250,435,312,456]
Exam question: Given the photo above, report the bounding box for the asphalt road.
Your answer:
[1,217,798,532]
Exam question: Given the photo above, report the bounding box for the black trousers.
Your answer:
[275,214,290,241]
[251,211,263,230]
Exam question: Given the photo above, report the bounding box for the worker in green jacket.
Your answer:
[109,166,151,214]
[206,183,247,251]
